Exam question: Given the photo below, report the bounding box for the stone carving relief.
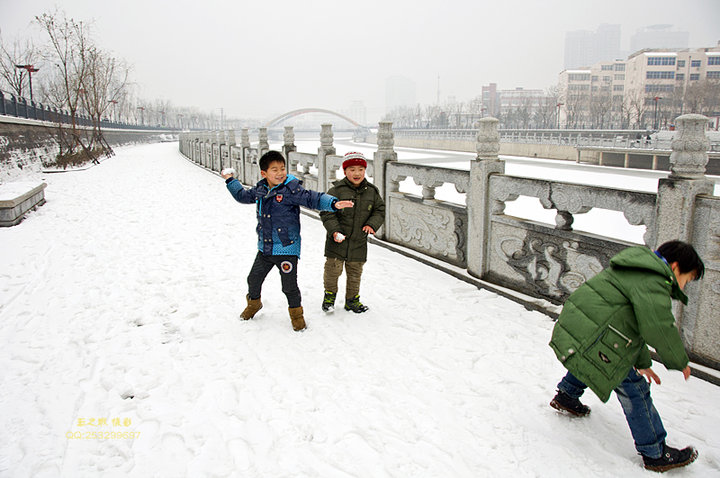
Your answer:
[669,114,711,179]
[320,124,334,152]
[377,122,395,152]
[476,117,500,158]
[495,234,604,299]
[283,126,295,146]
[389,201,464,263]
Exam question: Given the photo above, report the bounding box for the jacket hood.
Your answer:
[610,246,688,304]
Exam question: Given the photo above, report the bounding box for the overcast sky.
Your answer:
[1,0,719,123]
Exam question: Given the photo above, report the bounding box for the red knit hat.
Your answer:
[342,151,367,170]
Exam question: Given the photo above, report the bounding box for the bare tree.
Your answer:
[624,88,650,129]
[80,47,129,155]
[589,87,612,129]
[564,91,589,128]
[35,10,94,163]
[683,80,720,117]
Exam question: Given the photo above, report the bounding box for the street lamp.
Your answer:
[556,102,564,129]
[653,96,662,130]
[15,64,39,102]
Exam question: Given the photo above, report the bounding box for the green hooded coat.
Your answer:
[320,178,385,262]
[549,246,689,402]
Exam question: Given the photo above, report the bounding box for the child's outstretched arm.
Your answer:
[289,185,353,212]
[223,173,256,204]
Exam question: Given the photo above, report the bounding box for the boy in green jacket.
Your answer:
[549,241,705,472]
[320,152,385,313]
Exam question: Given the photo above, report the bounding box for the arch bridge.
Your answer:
[264,108,365,130]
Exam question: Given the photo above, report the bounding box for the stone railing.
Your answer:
[179,114,720,372]
[393,127,720,151]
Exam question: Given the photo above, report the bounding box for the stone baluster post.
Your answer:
[227,129,236,146]
[653,113,713,340]
[467,117,505,279]
[203,132,210,168]
[283,126,297,172]
[373,121,397,239]
[318,123,335,192]
[241,128,251,183]
[258,127,269,158]
[654,114,713,247]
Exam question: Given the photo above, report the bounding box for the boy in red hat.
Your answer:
[320,152,385,313]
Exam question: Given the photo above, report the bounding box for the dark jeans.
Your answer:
[247,252,300,308]
[558,369,667,458]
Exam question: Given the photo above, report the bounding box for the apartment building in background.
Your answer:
[558,43,720,129]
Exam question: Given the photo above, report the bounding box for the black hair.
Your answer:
[656,240,705,280]
[259,150,286,171]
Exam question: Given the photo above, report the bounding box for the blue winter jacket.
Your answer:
[226,175,338,256]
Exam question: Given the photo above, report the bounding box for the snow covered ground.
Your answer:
[1,142,719,477]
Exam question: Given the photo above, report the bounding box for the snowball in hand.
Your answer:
[221,168,236,176]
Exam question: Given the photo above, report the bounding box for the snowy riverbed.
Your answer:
[1,142,719,477]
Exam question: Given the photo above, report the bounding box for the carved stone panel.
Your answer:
[683,196,720,362]
[387,194,466,267]
[485,216,626,303]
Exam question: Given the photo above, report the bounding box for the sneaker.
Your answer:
[322,291,336,312]
[344,295,369,313]
[642,443,698,472]
[550,390,591,417]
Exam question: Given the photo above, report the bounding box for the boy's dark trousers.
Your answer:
[247,252,300,308]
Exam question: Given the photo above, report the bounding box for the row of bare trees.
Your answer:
[383,88,564,130]
[0,10,130,163]
[1,9,237,166]
[384,79,720,131]
[561,81,720,130]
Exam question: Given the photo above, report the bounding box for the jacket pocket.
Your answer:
[583,326,629,378]
[276,226,293,246]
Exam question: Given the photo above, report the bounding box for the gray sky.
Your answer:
[1,0,719,123]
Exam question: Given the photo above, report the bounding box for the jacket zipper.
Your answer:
[608,325,633,347]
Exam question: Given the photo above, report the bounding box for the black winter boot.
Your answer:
[550,390,591,417]
[344,295,368,313]
[322,291,337,312]
[642,442,698,472]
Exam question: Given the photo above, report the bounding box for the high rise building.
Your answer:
[344,100,367,126]
[630,25,689,52]
[564,24,622,69]
[385,76,416,114]
[481,83,498,116]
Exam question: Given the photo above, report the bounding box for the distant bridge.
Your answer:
[264,108,365,129]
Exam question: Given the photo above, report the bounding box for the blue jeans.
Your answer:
[557,369,667,458]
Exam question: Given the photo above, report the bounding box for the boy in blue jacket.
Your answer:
[222,150,353,331]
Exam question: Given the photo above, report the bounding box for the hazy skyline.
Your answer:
[1,0,719,123]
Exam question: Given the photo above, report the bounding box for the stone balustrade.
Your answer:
[179,114,720,373]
